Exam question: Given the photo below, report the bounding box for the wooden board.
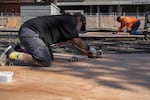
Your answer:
[79,32,145,39]
[0,53,150,100]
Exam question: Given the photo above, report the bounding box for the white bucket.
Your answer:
[0,71,14,83]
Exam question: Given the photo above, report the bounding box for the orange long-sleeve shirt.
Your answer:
[117,16,138,32]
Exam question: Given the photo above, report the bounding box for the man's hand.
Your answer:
[123,29,127,32]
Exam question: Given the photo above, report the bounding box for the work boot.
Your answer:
[0,45,14,66]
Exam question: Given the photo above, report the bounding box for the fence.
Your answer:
[85,13,145,31]
[0,13,21,30]
[0,12,146,31]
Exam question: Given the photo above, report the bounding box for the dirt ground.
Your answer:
[0,53,150,100]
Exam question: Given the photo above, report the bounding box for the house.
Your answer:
[0,0,149,29]
[0,0,21,14]
[57,0,150,15]
[0,0,60,28]
[0,0,58,15]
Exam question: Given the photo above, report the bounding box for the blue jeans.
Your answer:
[130,20,143,35]
[19,26,52,67]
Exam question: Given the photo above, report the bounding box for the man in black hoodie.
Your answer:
[0,14,98,67]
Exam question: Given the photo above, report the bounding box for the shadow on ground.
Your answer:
[19,53,150,91]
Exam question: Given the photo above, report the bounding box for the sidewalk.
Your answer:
[0,53,150,100]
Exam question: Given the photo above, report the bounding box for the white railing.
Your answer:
[0,12,146,31]
[85,13,145,30]
[0,13,21,30]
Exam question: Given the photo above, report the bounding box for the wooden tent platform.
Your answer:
[0,53,150,100]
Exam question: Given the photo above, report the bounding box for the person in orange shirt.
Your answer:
[113,16,143,35]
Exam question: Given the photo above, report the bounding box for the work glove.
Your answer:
[69,56,79,62]
[123,29,127,32]
[112,32,117,34]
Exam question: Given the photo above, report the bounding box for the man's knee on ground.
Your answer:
[38,59,51,67]
[33,55,52,67]
[42,61,51,67]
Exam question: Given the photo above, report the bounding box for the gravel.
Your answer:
[0,32,150,54]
